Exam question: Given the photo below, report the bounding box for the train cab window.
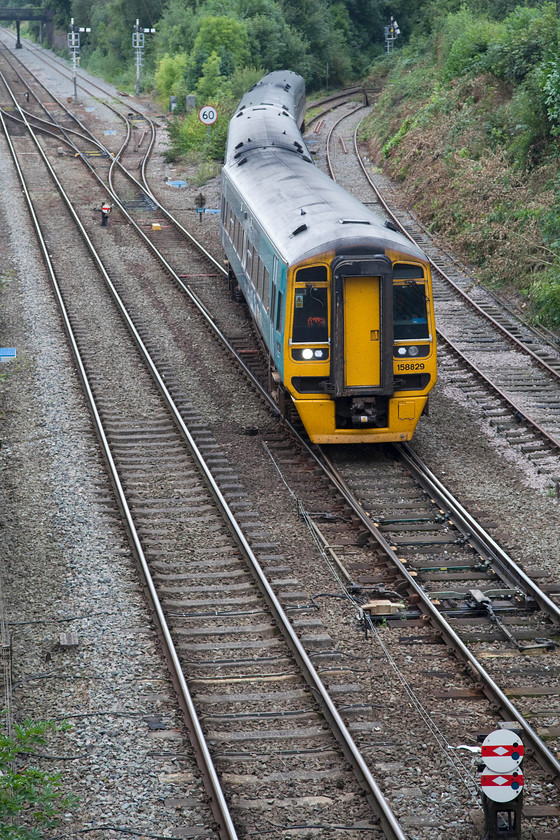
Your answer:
[292,284,328,343]
[297,266,328,285]
[393,263,425,280]
[393,283,429,340]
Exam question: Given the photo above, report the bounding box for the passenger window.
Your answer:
[263,266,270,311]
[292,285,328,343]
[255,255,262,293]
[275,291,283,333]
[393,283,429,340]
[270,279,276,322]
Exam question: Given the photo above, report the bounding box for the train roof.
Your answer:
[222,145,427,267]
[235,70,305,124]
[226,71,307,165]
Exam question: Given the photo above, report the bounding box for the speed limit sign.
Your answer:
[198,106,217,125]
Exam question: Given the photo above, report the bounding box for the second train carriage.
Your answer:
[221,71,437,444]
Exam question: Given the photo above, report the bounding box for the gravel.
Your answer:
[0,42,203,840]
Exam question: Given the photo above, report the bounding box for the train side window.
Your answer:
[270,279,276,323]
[256,256,263,295]
[263,266,270,310]
[228,209,235,238]
[246,244,253,278]
[275,291,283,333]
[292,285,328,342]
[234,217,241,252]
[242,231,248,267]
[393,283,429,340]
[252,249,259,287]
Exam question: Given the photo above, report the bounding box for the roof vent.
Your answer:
[290,223,308,237]
[339,219,371,225]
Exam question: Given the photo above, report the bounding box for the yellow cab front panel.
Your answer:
[283,254,437,444]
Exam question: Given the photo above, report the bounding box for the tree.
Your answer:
[196,50,228,99]
[155,52,189,99]
[153,0,201,58]
[192,15,251,71]
[0,715,77,838]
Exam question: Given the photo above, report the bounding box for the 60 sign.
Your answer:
[198,106,218,125]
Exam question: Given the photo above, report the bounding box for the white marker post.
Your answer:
[479,727,524,839]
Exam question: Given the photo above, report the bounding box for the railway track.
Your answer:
[0,42,411,840]
[319,104,560,471]
[2,36,560,837]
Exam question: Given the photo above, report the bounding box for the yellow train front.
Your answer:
[221,71,437,444]
[283,252,436,443]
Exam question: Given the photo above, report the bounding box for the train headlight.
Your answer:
[291,347,329,361]
[394,344,430,359]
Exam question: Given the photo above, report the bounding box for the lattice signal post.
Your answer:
[133,20,155,97]
[384,16,400,53]
[67,18,90,101]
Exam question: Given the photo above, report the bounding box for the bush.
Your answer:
[0,714,78,838]
[155,53,189,103]
[485,4,558,84]
[442,11,503,81]
[540,58,560,135]
[529,267,560,327]
[166,99,234,161]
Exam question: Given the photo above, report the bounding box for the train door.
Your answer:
[344,275,381,387]
[330,255,393,397]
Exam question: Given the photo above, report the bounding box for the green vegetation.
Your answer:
[363,3,560,328]
[35,0,387,96]
[0,714,78,837]
[15,0,560,327]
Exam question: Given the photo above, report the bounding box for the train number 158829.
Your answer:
[396,362,426,371]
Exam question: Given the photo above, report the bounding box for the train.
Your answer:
[220,70,437,444]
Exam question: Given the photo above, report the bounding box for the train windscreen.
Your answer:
[393,283,429,340]
[292,286,328,342]
[292,266,329,343]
